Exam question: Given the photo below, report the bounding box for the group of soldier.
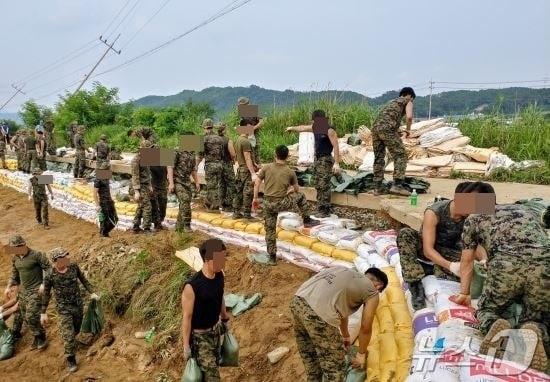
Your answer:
[2,121,53,173]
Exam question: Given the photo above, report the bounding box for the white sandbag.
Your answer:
[329,259,354,269]
[459,354,550,382]
[336,235,363,251]
[435,319,482,353]
[278,217,303,232]
[339,218,360,230]
[485,152,515,175]
[317,228,359,245]
[432,354,460,382]
[366,251,390,268]
[357,243,377,260]
[421,276,461,306]
[419,127,462,148]
[362,229,397,245]
[346,305,364,343]
[354,256,370,274]
[276,212,300,225]
[358,151,375,172]
[276,241,294,253]
[413,308,439,351]
[298,132,315,165]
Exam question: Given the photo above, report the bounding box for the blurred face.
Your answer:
[366,274,385,292]
[9,245,29,257]
[55,256,70,270]
[206,250,226,273]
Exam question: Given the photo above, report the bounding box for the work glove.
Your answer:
[351,352,366,369]
[449,262,461,277]
[251,174,258,182]
[38,284,45,295]
[90,293,100,301]
[332,163,341,174]
[40,313,48,326]
[184,344,192,360]
[134,191,141,202]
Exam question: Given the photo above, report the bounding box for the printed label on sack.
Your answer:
[413,311,439,335]
[437,307,479,324]
[466,355,550,382]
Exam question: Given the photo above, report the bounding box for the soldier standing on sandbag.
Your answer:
[44,119,56,155]
[196,118,224,212]
[290,267,388,381]
[370,87,416,196]
[93,163,118,238]
[168,132,200,233]
[94,134,111,170]
[41,247,99,373]
[35,128,47,171]
[452,203,550,372]
[4,234,50,349]
[182,238,231,381]
[232,123,257,220]
[217,122,237,212]
[286,109,342,218]
[131,140,154,234]
[0,127,6,169]
[24,128,39,173]
[73,125,87,178]
[150,143,168,230]
[28,167,54,229]
[253,145,319,266]
[10,130,24,171]
[237,96,263,167]
[396,181,492,310]
[68,121,77,149]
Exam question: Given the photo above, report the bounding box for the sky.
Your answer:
[0,0,549,112]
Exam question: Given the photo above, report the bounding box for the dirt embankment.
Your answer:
[0,185,311,381]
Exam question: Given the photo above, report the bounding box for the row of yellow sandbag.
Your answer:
[3,159,18,171]
[192,212,358,263]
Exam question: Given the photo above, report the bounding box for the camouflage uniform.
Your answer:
[24,133,38,173]
[191,323,224,381]
[30,174,49,226]
[313,155,334,215]
[290,295,346,382]
[44,121,56,155]
[11,132,25,171]
[135,127,157,144]
[36,135,48,170]
[233,167,253,217]
[42,259,94,357]
[0,133,6,168]
[199,127,225,210]
[73,129,86,178]
[68,123,77,149]
[131,144,153,230]
[218,127,236,212]
[9,237,50,339]
[95,137,110,170]
[172,149,196,231]
[237,97,261,166]
[397,200,463,283]
[462,204,550,343]
[94,178,118,237]
[371,96,409,184]
[150,166,168,226]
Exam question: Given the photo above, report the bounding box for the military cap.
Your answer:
[49,247,69,261]
[9,235,26,246]
[32,167,43,175]
[237,96,249,105]
[140,139,153,148]
[100,134,107,141]
[202,118,214,128]
[216,122,227,132]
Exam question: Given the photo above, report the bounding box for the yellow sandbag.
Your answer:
[210,218,225,226]
[331,249,357,262]
[366,342,380,382]
[245,222,263,234]
[376,306,394,334]
[311,242,334,257]
[381,267,400,286]
[391,303,412,331]
[278,230,298,242]
[196,212,220,223]
[395,332,414,361]
[293,235,318,248]
[385,286,406,305]
[379,333,398,364]
[378,293,390,309]
[191,211,199,219]
[221,219,237,229]
[233,221,248,231]
[396,359,412,382]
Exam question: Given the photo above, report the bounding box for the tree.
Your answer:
[132,107,156,126]
[19,100,51,127]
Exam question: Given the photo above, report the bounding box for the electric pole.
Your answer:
[428,78,434,120]
[0,84,26,112]
[73,34,122,95]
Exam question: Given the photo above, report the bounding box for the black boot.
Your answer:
[35,333,48,350]
[67,355,78,372]
[11,331,22,344]
[409,281,426,311]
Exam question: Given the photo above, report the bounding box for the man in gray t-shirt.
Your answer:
[290,267,388,382]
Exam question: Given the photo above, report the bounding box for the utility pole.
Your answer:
[428,78,434,120]
[73,34,122,95]
[0,84,26,112]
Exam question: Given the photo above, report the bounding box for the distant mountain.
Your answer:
[0,112,22,123]
[131,85,550,118]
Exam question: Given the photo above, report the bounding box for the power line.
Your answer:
[101,0,133,36]
[25,63,95,93]
[121,0,173,50]
[0,85,26,112]
[106,0,143,41]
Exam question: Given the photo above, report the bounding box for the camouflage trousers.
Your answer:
[12,290,45,337]
[313,155,334,214]
[205,161,223,210]
[95,158,110,170]
[233,167,253,216]
[371,128,407,183]
[252,135,261,166]
[99,200,118,236]
[152,187,168,225]
[175,182,192,231]
[0,149,5,168]
[191,323,223,382]
[46,136,56,155]
[396,227,459,283]
[264,193,309,256]
[219,162,236,211]
[16,151,24,171]
[73,150,86,178]
[37,157,47,171]
[290,296,346,382]
[57,304,83,357]
[133,186,152,230]
[25,150,38,173]
[477,252,550,342]
[33,196,49,225]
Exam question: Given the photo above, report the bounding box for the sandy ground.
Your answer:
[0,185,312,381]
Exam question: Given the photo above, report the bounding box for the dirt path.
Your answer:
[0,185,311,381]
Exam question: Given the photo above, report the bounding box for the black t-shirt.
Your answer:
[186,270,224,330]
[93,178,113,203]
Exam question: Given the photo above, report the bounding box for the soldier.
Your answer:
[253,145,318,265]
[150,154,168,230]
[44,119,56,155]
[131,140,154,233]
[168,132,200,233]
[286,110,342,218]
[217,122,236,212]
[291,267,388,381]
[237,96,263,167]
[68,121,77,149]
[128,126,157,144]
[73,125,86,178]
[182,239,231,381]
[232,123,257,220]
[24,128,39,173]
[0,126,6,169]
[4,234,50,349]
[196,118,224,212]
[41,247,99,373]
[452,203,550,372]
[94,134,111,170]
[397,181,493,310]
[93,163,118,238]
[370,87,416,196]
[35,127,48,171]
[28,167,54,229]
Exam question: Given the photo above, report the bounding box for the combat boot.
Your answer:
[408,281,426,311]
[11,331,22,344]
[67,355,78,373]
[368,182,387,196]
[35,334,48,350]
[520,322,548,372]
[479,319,511,359]
[389,180,411,197]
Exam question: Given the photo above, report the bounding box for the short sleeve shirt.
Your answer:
[234,136,252,166]
[258,163,298,198]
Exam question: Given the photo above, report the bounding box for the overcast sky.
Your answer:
[1,0,549,112]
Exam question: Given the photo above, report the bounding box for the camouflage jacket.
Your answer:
[173,149,196,186]
[131,154,151,189]
[30,176,47,198]
[41,263,94,313]
[372,96,409,133]
[95,141,110,160]
[74,133,86,152]
[10,250,51,292]
[200,131,224,163]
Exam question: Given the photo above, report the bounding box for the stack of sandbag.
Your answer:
[277,212,303,232]
[419,126,463,148]
[403,118,446,138]
[362,230,400,266]
[298,132,315,165]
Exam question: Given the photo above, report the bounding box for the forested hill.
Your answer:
[131,85,550,117]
